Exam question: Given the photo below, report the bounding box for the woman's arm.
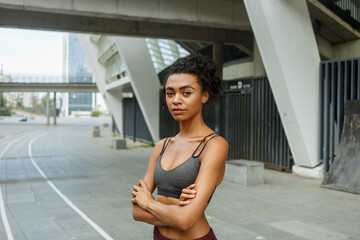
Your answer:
[132,139,167,225]
[132,137,229,231]
[133,183,194,225]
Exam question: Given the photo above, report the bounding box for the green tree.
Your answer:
[39,95,53,109]
[0,93,12,116]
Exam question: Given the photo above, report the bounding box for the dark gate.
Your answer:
[320,57,360,172]
[222,77,292,171]
[122,97,152,142]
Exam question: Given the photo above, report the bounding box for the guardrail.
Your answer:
[318,0,360,31]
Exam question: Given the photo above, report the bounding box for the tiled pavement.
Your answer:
[0,117,359,240]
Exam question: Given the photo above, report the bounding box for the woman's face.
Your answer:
[165,73,209,122]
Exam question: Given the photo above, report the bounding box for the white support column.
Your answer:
[53,92,56,125]
[46,92,50,126]
[114,37,161,142]
[78,34,124,135]
[244,0,321,168]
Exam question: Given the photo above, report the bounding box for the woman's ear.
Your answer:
[201,91,210,104]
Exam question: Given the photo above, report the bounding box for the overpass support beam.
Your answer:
[53,92,57,125]
[114,37,161,142]
[46,92,50,126]
[213,42,223,133]
[79,35,161,142]
[78,35,124,136]
[244,0,321,168]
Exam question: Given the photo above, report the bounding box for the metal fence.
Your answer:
[319,57,360,172]
[122,97,152,142]
[318,0,360,31]
[160,77,292,171]
[222,77,292,171]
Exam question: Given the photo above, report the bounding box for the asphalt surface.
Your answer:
[0,116,359,240]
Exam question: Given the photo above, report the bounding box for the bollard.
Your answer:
[93,126,100,137]
[224,160,264,186]
[113,139,126,149]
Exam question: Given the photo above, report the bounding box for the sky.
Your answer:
[0,28,64,75]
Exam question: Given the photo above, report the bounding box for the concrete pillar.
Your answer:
[213,42,223,133]
[46,92,50,126]
[253,40,266,77]
[213,42,223,80]
[79,35,161,142]
[114,37,161,142]
[244,0,321,168]
[53,92,57,125]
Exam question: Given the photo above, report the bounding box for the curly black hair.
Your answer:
[164,53,223,103]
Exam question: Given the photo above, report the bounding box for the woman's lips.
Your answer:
[172,109,185,114]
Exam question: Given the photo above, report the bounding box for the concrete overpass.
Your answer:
[0,0,253,53]
[1,0,360,174]
[0,83,98,92]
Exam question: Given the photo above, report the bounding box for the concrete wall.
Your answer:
[333,39,360,59]
[223,61,254,80]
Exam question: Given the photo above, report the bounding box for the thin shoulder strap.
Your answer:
[192,132,218,158]
[160,137,171,155]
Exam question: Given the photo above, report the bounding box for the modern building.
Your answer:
[63,33,94,116]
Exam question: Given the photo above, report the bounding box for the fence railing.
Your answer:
[318,0,360,31]
[160,77,292,171]
[122,97,152,142]
[319,57,360,172]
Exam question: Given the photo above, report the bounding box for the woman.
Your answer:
[131,53,229,240]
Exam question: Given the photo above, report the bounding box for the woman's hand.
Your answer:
[179,183,197,206]
[131,179,154,210]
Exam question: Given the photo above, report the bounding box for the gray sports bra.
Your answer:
[154,133,218,201]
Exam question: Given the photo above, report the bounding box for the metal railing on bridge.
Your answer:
[318,0,360,31]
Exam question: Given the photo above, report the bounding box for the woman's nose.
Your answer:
[173,93,182,104]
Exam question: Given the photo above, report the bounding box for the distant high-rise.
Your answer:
[63,33,93,116]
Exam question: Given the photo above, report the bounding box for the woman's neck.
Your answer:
[178,112,208,138]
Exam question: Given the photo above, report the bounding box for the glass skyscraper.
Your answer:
[65,33,93,114]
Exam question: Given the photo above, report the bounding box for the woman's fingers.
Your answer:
[179,200,191,206]
[187,183,196,189]
[133,185,140,190]
[180,193,196,199]
[182,188,196,195]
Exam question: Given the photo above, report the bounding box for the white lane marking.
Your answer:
[28,133,114,240]
[0,139,17,240]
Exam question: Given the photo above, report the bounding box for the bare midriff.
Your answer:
[156,195,210,239]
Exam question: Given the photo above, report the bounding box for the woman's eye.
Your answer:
[183,92,191,96]
[166,92,174,96]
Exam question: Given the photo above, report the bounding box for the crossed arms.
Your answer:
[131,137,228,231]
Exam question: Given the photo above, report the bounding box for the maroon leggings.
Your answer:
[153,226,217,240]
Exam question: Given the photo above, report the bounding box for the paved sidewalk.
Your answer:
[0,118,359,240]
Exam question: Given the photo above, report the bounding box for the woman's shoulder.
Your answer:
[210,134,228,146]
[205,134,229,153]
[154,137,171,151]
